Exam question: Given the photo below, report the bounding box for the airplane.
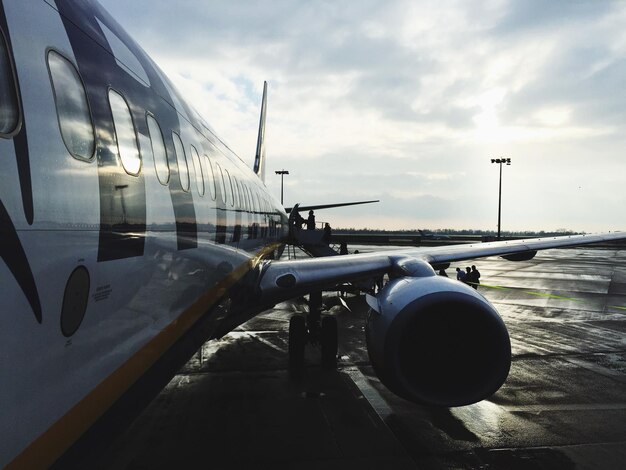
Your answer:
[1,0,625,467]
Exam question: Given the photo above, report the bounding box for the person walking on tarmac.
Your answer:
[465,267,473,286]
[307,210,315,230]
[470,265,481,289]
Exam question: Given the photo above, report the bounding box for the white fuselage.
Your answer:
[0,0,287,466]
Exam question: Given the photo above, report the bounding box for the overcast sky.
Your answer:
[98,0,626,233]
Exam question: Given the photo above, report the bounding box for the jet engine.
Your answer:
[366,262,511,407]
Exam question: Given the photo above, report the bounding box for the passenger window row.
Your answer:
[41,49,276,215]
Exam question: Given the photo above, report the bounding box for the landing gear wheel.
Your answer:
[320,315,338,369]
[288,315,306,371]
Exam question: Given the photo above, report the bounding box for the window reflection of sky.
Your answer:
[172,132,190,191]
[190,145,204,196]
[109,89,141,175]
[0,35,19,134]
[216,163,228,204]
[47,51,95,160]
[146,114,169,184]
[203,154,217,200]
[225,169,234,207]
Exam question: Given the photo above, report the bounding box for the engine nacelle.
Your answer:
[366,268,511,407]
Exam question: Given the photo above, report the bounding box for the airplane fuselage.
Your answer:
[1,0,287,466]
[4,1,626,468]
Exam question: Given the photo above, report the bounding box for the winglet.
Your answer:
[253,81,267,182]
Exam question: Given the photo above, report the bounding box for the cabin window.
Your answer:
[235,179,243,209]
[190,145,204,196]
[240,184,247,211]
[243,183,250,211]
[0,29,19,136]
[245,185,253,212]
[225,169,234,207]
[203,154,216,200]
[215,162,226,204]
[234,177,240,208]
[146,114,169,184]
[250,190,257,213]
[47,50,95,161]
[172,132,189,191]
[108,89,141,175]
[231,176,239,208]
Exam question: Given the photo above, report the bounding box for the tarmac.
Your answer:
[91,246,626,470]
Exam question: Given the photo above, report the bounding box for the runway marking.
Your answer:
[229,330,287,354]
[562,357,626,381]
[344,367,394,421]
[480,283,583,302]
[502,403,626,413]
[478,282,625,312]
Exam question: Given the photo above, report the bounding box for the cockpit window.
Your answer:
[47,50,95,160]
[0,29,19,136]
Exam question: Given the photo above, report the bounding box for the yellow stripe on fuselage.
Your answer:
[6,242,283,470]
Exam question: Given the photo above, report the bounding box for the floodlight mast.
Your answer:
[490,158,512,240]
[275,169,289,205]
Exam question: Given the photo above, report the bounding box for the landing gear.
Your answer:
[288,315,306,371]
[287,291,339,372]
[320,316,338,369]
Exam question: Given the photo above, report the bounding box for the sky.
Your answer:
[98,0,626,233]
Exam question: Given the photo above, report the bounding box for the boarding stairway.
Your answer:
[291,228,339,257]
[288,204,340,258]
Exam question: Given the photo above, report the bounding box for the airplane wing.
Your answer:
[258,231,626,300]
[285,200,379,213]
[253,230,626,408]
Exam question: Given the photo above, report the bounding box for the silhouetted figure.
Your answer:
[438,269,448,277]
[465,267,473,286]
[294,211,305,229]
[456,267,466,283]
[323,222,332,244]
[339,241,348,255]
[307,210,315,230]
[471,265,480,289]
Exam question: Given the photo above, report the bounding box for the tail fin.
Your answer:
[253,81,267,182]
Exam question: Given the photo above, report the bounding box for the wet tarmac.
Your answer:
[92,247,626,470]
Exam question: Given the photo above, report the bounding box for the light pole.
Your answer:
[490,158,511,240]
[275,169,289,205]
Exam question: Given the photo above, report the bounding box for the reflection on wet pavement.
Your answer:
[92,247,626,469]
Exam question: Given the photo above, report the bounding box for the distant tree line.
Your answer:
[332,227,581,237]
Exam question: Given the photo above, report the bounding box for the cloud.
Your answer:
[99,0,626,232]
